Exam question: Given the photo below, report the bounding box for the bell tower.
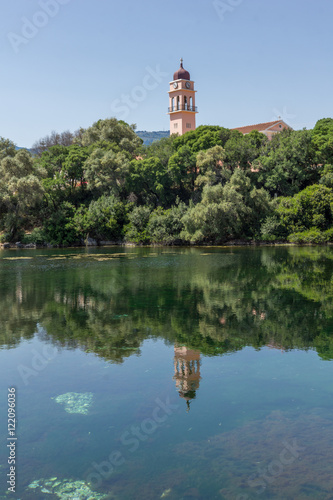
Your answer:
[168,59,197,136]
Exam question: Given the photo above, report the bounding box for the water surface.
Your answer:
[1,246,333,499]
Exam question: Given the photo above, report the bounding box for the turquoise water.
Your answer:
[1,246,333,499]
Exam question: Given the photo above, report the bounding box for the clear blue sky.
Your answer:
[0,0,332,147]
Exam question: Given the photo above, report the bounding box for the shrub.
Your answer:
[42,202,78,246]
[146,203,187,244]
[22,228,46,245]
[124,206,152,243]
[288,229,327,244]
[73,196,129,241]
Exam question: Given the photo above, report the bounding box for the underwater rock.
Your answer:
[175,409,333,499]
[27,477,110,499]
[53,392,93,415]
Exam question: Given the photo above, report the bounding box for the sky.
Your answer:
[0,0,332,147]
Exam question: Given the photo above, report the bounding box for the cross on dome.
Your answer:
[173,58,190,81]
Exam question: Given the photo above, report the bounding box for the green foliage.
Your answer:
[224,130,267,170]
[287,229,327,244]
[167,146,197,202]
[3,116,333,246]
[181,170,270,243]
[146,203,188,244]
[72,196,129,241]
[124,205,152,243]
[173,125,232,153]
[261,184,333,240]
[84,148,131,198]
[253,129,317,196]
[0,149,45,239]
[319,164,333,188]
[287,227,333,244]
[144,135,177,167]
[312,118,333,165]
[42,202,78,246]
[128,157,171,207]
[80,118,142,154]
[0,137,16,161]
[22,228,47,245]
[195,145,229,188]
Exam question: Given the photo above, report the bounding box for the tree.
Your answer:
[62,145,89,191]
[0,137,16,161]
[0,149,45,238]
[31,129,78,155]
[168,145,197,201]
[144,135,177,167]
[173,125,232,153]
[253,128,317,196]
[195,145,229,188]
[80,118,142,154]
[72,196,129,241]
[146,203,188,244]
[181,170,270,243]
[127,157,171,207]
[84,148,131,198]
[312,118,333,165]
[261,184,333,239]
[224,130,267,170]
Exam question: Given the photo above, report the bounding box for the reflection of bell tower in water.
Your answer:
[173,345,201,412]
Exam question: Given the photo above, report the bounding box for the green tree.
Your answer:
[80,118,142,154]
[0,137,16,161]
[0,149,45,239]
[72,196,129,241]
[146,202,188,244]
[144,135,177,167]
[195,145,229,188]
[84,148,131,198]
[168,145,197,201]
[253,128,317,196]
[182,170,270,243]
[312,118,333,165]
[125,205,152,243]
[128,157,171,207]
[224,130,267,170]
[173,125,232,153]
[261,184,333,239]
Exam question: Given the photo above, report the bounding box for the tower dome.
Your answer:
[173,58,190,81]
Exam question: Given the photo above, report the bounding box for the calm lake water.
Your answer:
[1,246,333,500]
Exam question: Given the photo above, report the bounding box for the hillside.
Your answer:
[136,130,169,145]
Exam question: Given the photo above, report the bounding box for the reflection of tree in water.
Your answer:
[0,247,333,361]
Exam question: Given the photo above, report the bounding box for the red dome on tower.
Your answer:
[173,58,190,81]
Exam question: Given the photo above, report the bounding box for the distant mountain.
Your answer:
[15,132,170,151]
[136,130,170,146]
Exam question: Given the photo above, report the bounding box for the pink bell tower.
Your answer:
[168,59,197,136]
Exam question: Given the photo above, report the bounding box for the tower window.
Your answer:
[174,123,178,129]
[186,123,191,129]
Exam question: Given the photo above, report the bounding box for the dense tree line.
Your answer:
[1,117,333,245]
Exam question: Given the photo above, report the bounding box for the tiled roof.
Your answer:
[232,120,283,134]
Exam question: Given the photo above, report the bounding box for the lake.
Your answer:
[1,246,333,500]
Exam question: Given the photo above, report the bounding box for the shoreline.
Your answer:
[1,240,333,250]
